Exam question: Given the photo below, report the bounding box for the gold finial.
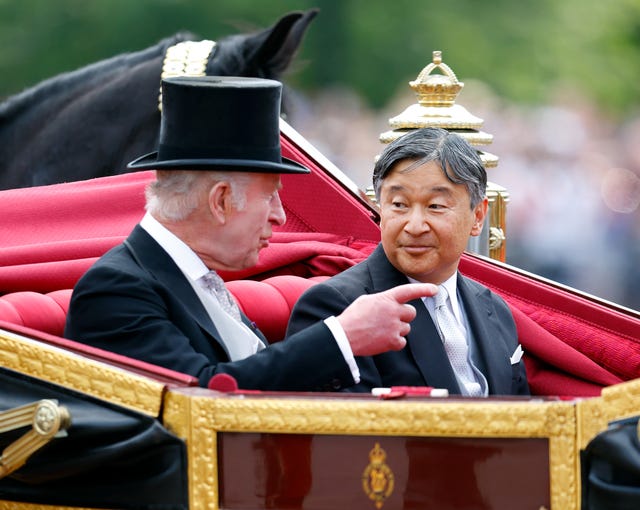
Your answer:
[378,49,498,168]
[372,49,508,261]
[408,50,463,107]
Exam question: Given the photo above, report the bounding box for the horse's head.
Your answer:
[159,9,318,116]
[204,9,318,116]
[207,9,318,81]
[0,9,319,189]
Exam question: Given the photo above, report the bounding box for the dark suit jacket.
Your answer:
[287,244,529,395]
[64,225,353,390]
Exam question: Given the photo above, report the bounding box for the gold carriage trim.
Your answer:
[163,389,578,510]
[159,39,217,110]
[0,330,166,417]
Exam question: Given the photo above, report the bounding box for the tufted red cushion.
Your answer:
[227,275,329,342]
[0,290,71,336]
[0,277,329,345]
[459,253,639,394]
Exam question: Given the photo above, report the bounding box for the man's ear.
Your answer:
[470,197,489,237]
[208,181,233,223]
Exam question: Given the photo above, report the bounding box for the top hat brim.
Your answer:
[127,151,310,174]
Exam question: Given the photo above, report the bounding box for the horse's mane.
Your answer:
[0,32,194,118]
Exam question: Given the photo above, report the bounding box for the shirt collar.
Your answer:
[408,272,461,321]
[139,212,209,282]
[439,272,460,316]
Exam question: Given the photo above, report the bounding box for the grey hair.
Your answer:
[145,170,249,221]
[373,127,487,208]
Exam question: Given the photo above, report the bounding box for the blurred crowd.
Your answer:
[289,82,640,312]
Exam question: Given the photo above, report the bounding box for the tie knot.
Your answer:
[201,270,243,323]
[202,271,226,292]
[434,285,449,309]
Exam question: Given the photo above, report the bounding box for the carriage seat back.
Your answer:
[0,275,329,343]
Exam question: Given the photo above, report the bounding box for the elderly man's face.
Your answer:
[378,159,487,285]
[216,173,286,270]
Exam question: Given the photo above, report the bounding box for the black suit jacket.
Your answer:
[287,244,529,395]
[64,225,353,390]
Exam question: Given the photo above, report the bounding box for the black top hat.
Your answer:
[127,76,309,174]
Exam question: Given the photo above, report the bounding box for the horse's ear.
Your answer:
[245,8,319,77]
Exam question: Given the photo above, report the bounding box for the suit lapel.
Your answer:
[457,275,512,394]
[367,245,461,393]
[124,226,231,355]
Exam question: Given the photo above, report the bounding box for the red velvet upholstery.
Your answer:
[460,254,637,395]
[227,275,329,341]
[0,289,71,336]
[0,153,377,294]
[0,272,630,397]
[0,276,328,344]
[1,133,639,398]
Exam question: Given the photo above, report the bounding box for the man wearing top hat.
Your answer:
[64,76,437,391]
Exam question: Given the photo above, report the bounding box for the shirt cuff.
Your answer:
[324,316,360,384]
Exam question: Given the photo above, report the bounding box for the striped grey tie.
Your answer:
[201,271,243,323]
[434,286,482,397]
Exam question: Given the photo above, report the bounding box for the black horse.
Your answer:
[0,9,317,190]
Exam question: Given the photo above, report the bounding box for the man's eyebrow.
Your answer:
[430,185,454,196]
[386,184,407,194]
[386,184,453,196]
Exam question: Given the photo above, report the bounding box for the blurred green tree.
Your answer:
[0,0,638,116]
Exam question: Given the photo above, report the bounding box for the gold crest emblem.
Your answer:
[362,442,394,508]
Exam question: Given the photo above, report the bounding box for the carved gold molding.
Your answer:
[0,330,165,417]
[576,378,640,450]
[164,389,219,510]
[487,182,509,261]
[601,378,640,420]
[163,389,579,510]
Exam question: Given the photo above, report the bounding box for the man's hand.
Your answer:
[337,283,438,356]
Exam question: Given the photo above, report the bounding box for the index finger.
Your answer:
[385,283,439,304]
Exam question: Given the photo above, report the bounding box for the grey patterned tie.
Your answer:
[201,271,243,323]
[433,286,482,397]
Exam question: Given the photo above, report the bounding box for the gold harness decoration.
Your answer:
[159,39,217,111]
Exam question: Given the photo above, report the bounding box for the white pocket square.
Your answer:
[510,344,524,364]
